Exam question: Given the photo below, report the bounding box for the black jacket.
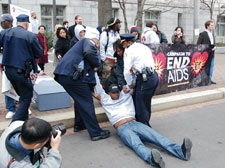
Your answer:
[70,36,79,48]
[68,24,86,39]
[197,31,215,45]
[55,37,70,58]
[68,24,77,39]
[157,31,168,44]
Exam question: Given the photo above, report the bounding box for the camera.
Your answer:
[45,123,66,149]
[175,31,180,35]
[52,123,67,137]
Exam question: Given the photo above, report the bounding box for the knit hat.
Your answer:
[130,26,139,34]
[107,17,121,27]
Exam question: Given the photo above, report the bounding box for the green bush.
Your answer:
[216,42,225,47]
[45,31,53,49]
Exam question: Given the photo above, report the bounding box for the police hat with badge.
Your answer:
[0,14,13,23]
[16,14,30,23]
[120,33,136,44]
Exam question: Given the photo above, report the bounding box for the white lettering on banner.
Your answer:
[167,52,190,85]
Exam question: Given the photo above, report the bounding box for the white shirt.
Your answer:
[141,27,160,44]
[94,73,135,125]
[30,18,39,34]
[100,30,120,61]
[123,42,155,85]
[205,29,214,45]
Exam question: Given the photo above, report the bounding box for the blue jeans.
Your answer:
[5,95,16,112]
[117,120,185,166]
[209,56,214,80]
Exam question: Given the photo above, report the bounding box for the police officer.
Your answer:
[121,34,159,127]
[0,118,62,167]
[0,14,17,119]
[0,14,43,122]
[54,38,110,141]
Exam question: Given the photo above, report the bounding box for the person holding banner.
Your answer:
[121,34,159,127]
[0,14,43,122]
[197,20,217,84]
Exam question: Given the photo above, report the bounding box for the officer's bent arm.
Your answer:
[83,45,100,68]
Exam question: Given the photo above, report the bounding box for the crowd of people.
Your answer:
[0,11,218,167]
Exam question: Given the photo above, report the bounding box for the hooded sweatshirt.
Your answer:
[141,27,160,44]
[75,25,86,41]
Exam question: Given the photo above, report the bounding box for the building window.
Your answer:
[2,4,9,14]
[217,16,225,36]
[41,5,65,32]
[144,11,160,25]
[112,8,119,18]
[178,13,182,26]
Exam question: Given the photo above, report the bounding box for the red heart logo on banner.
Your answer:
[152,52,166,82]
[190,51,208,76]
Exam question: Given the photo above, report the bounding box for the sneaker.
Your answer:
[151,149,165,168]
[5,111,15,119]
[181,137,192,161]
[28,109,32,115]
[211,80,216,84]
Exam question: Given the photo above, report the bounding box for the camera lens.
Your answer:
[52,123,67,137]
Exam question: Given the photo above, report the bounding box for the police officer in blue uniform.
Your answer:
[0,14,43,122]
[121,34,159,127]
[54,38,110,141]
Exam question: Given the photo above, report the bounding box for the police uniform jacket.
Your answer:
[0,26,43,72]
[123,42,155,86]
[54,38,100,84]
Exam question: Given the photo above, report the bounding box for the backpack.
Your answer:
[104,30,109,53]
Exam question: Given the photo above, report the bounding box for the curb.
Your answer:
[1,87,225,134]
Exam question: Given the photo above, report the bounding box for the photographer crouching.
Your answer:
[0,118,64,168]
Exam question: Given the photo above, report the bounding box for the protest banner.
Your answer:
[148,44,213,95]
[10,4,32,32]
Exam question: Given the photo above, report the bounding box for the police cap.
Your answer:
[120,33,135,42]
[107,17,121,27]
[16,14,30,23]
[108,84,120,93]
[0,14,13,23]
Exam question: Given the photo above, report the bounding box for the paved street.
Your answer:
[59,101,225,168]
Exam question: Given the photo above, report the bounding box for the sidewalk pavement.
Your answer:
[0,52,225,134]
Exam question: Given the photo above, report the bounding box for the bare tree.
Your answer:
[134,0,146,34]
[98,0,112,26]
[200,0,216,20]
[118,0,129,33]
[200,0,225,32]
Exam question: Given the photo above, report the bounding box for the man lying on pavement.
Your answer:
[93,73,192,168]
